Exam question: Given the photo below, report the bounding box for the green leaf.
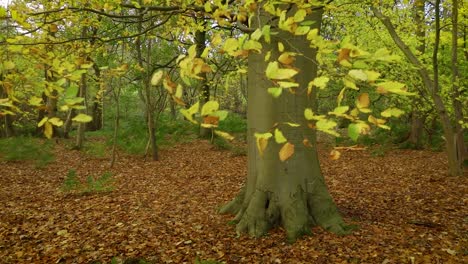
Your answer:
[65,85,79,98]
[251,28,262,41]
[28,97,43,106]
[48,117,63,127]
[316,119,339,136]
[223,38,239,54]
[274,128,287,144]
[201,101,219,116]
[381,108,405,118]
[293,9,307,22]
[277,81,299,88]
[3,61,15,70]
[364,70,381,82]
[348,69,367,81]
[180,109,198,124]
[72,114,93,123]
[311,76,330,89]
[304,108,325,121]
[348,123,360,141]
[212,110,229,121]
[330,106,349,115]
[266,61,298,80]
[65,97,85,105]
[214,130,234,141]
[376,81,415,95]
[268,87,282,98]
[243,40,262,52]
[352,60,368,69]
[262,25,271,43]
[294,26,310,35]
[304,108,314,120]
[343,77,358,90]
[38,117,48,127]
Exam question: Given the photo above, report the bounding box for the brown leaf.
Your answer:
[279,142,294,161]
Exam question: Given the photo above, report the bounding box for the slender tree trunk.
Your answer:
[450,0,466,171]
[407,0,426,149]
[88,64,103,131]
[75,72,87,149]
[136,8,158,161]
[0,83,14,137]
[195,27,211,138]
[220,6,350,242]
[110,85,121,168]
[63,109,76,138]
[372,5,463,176]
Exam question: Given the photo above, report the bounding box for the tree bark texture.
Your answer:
[220,6,350,242]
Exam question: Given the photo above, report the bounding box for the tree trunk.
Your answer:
[0,82,15,137]
[406,0,426,149]
[220,6,350,242]
[195,28,211,138]
[407,108,425,149]
[136,9,158,161]
[450,0,466,171]
[88,64,103,131]
[75,72,87,149]
[63,109,75,139]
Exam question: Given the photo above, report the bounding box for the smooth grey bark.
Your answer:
[372,6,464,176]
[220,6,350,242]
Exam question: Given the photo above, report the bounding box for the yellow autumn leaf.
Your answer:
[214,130,234,141]
[255,132,272,157]
[330,149,341,160]
[274,128,287,144]
[265,61,298,80]
[72,114,93,123]
[356,93,370,108]
[201,101,219,116]
[151,70,164,86]
[44,122,53,139]
[48,117,63,127]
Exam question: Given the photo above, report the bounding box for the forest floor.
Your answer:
[0,139,466,264]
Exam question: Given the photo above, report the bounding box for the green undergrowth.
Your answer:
[217,113,247,134]
[86,113,199,155]
[61,169,114,194]
[0,136,55,168]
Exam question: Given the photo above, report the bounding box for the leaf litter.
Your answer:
[0,140,466,263]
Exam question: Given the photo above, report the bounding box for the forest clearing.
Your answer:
[0,139,466,263]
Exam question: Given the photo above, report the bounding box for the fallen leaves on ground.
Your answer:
[0,140,466,263]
